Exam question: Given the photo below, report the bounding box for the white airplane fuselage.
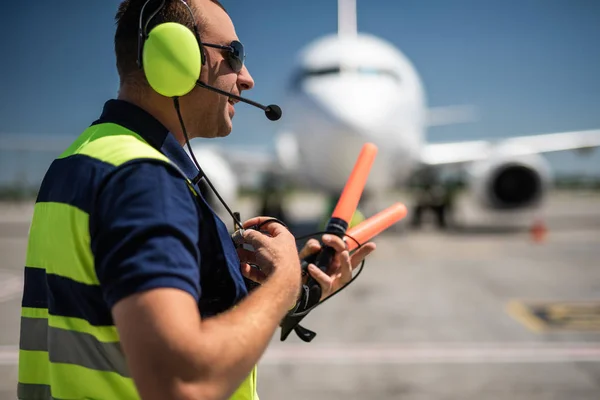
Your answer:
[276,33,427,195]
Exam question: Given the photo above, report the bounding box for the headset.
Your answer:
[136,0,281,119]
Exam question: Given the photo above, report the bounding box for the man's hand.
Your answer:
[300,234,376,300]
[237,217,301,288]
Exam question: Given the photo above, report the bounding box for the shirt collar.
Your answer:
[93,99,202,182]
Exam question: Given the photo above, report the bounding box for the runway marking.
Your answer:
[2,343,600,366]
[0,346,18,366]
[0,217,31,224]
[0,274,22,303]
[260,343,600,365]
[507,299,600,332]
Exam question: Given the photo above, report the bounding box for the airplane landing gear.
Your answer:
[410,200,451,230]
[409,166,461,231]
[258,171,289,223]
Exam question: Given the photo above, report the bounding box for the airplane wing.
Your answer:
[426,105,479,127]
[0,133,279,170]
[0,133,74,152]
[421,129,600,166]
[0,133,279,190]
[202,144,277,174]
[200,143,279,189]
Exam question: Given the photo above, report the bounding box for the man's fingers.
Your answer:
[241,217,290,237]
[240,263,267,283]
[241,216,275,229]
[236,248,256,264]
[321,234,347,253]
[328,255,342,276]
[307,264,333,294]
[299,239,321,260]
[338,250,353,281]
[242,229,270,248]
[350,242,377,270]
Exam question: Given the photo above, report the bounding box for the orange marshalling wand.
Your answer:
[314,143,378,272]
[331,142,378,223]
[345,203,408,251]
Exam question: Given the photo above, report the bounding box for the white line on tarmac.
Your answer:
[259,343,600,365]
[0,215,32,224]
[2,343,600,366]
[0,275,22,303]
[0,346,18,366]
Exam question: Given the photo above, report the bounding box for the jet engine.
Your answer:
[468,145,552,211]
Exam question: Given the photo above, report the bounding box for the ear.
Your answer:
[143,22,201,97]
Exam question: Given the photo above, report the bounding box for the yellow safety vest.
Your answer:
[17,122,258,399]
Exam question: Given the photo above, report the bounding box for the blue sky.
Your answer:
[1,0,599,184]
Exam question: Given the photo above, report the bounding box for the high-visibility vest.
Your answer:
[18,122,258,399]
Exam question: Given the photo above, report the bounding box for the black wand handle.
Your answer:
[280,222,347,342]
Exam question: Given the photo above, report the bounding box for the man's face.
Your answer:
[185,0,254,138]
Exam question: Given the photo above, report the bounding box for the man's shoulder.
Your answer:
[62,121,172,169]
[40,150,192,204]
[94,160,199,215]
[37,152,117,215]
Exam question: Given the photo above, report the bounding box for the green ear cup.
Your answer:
[142,22,201,97]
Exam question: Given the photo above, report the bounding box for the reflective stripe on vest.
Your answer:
[18,123,258,400]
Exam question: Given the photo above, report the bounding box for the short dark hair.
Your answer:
[114,0,227,84]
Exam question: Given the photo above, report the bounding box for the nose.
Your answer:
[237,65,254,91]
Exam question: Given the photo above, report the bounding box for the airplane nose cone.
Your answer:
[281,74,421,194]
[302,75,400,136]
[281,98,399,194]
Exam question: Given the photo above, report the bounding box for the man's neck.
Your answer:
[117,87,187,146]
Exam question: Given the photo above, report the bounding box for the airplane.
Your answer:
[2,0,600,231]
[193,0,600,230]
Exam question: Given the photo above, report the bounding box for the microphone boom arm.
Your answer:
[195,81,281,121]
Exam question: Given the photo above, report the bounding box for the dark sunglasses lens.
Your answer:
[229,41,244,72]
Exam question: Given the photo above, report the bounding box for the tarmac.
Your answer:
[0,191,599,399]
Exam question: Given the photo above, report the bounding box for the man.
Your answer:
[17,1,376,399]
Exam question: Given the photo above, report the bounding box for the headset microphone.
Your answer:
[195,81,282,121]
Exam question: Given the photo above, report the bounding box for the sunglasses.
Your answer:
[201,40,245,73]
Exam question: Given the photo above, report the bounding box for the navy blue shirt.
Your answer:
[89,99,249,317]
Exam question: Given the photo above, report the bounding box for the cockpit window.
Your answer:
[291,66,400,88]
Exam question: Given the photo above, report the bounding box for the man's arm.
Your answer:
[91,162,301,400]
[113,270,298,400]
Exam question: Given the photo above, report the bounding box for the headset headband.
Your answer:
[136,0,204,70]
